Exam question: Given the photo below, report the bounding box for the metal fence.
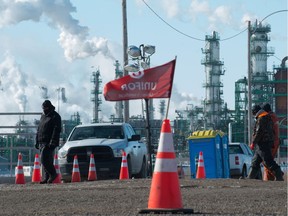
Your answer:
[0,112,41,176]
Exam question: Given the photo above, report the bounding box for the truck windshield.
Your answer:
[69,126,124,141]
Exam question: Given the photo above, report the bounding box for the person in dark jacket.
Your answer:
[35,100,62,184]
[262,103,281,181]
[247,104,283,181]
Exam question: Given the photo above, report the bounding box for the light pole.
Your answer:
[124,44,156,177]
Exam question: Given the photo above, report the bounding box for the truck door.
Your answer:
[125,124,142,172]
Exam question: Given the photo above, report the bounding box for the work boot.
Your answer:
[247,167,260,179]
[47,173,58,184]
[40,179,48,184]
[273,167,284,181]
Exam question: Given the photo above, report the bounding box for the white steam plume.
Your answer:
[0,0,113,62]
[0,54,28,112]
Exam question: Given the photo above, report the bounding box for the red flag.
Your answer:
[104,59,176,101]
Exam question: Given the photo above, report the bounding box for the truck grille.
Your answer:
[67,146,114,163]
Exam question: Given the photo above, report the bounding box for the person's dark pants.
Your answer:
[251,142,278,171]
[40,144,56,180]
[248,142,282,179]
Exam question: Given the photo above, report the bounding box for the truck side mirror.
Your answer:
[129,134,141,141]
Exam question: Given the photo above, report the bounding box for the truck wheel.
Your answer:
[136,158,147,179]
[127,156,132,179]
[241,166,247,178]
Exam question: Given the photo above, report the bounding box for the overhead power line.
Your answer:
[142,0,288,43]
[142,0,246,42]
[142,0,204,41]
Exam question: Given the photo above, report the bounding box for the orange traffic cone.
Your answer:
[139,119,193,214]
[119,151,129,180]
[32,154,41,183]
[15,153,25,184]
[88,154,97,181]
[53,153,62,183]
[196,151,206,179]
[71,155,81,182]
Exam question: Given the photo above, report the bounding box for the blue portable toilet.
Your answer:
[220,133,230,178]
[188,130,223,178]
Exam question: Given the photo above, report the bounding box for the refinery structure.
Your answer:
[0,21,287,172]
[90,21,287,156]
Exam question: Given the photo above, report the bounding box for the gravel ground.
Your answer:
[0,176,287,216]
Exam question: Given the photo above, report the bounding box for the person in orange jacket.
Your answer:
[262,103,280,181]
[248,105,283,181]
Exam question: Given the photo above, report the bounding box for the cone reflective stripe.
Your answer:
[196,151,206,179]
[119,151,129,180]
[71,155,81,182]
[53,154,62,183]
[88,154,97,181]
[32,154,41,183]
[15,153,25,184]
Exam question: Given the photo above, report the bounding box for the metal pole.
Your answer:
[145,98,153,177]
[122,0,129,122]
[247,21,252,144]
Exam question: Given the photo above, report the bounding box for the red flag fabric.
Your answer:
[104,59,176,101]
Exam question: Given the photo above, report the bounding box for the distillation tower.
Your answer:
[114,60,124,121]
[159,100,165,120]
[91,68,102,123]
[201,31,225,129]
[250,21,275,104]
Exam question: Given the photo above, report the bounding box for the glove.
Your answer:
[34,143,39,150]
[250,143,255,150]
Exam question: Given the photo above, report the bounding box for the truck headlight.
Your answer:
[113,148,122,157]
[58,149,68,158]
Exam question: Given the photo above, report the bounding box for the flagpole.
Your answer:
[165,97,171,120]
[165,56,176,120]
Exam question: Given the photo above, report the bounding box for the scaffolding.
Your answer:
[233,78,248,143]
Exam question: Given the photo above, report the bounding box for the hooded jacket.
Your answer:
[36,107,62,146]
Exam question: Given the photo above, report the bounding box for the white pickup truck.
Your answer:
[229,142,254,178]
[58,122,148,181]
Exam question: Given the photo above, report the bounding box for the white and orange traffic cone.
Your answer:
[53,153,62,183]
[15,153,25,184]
[196,151,206,179]
[88,154,97,181]
[32,153,41,183]
[71,155,81,182]
[139,119,193,214]
[119,151,129,180]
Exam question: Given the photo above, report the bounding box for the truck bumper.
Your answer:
[59,158,122,181]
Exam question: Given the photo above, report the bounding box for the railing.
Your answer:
[0,112,41,177]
